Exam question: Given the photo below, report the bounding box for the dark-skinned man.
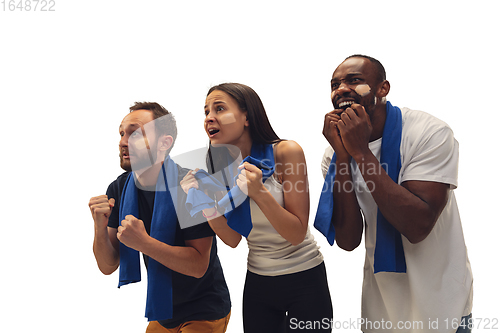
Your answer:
[315,55,472,333]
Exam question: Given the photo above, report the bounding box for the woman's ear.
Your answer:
[244,113,250,127]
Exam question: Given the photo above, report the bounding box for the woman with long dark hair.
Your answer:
[181,83,332,332]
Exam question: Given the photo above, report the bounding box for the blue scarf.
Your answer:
[118,156,179,321]
[185,143,275,237]
[314,102,406,273]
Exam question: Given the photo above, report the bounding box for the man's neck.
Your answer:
[135,162,163,188]
[369,102,387,142]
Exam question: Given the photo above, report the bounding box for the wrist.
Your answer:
[335,154,351,164]
[94,223,109,235]
[249,185,270,204]
[351,148,372,164]
[351,150,378,174]
[202,207,218,219]
[139,236,158,258]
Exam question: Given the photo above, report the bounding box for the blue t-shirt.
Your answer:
[106,169,231,328]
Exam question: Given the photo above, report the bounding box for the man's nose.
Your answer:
[331,82,352,102]
[119,135,128,147]
[337,81,352,94]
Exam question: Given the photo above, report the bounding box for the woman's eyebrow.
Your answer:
[205,100,227,108]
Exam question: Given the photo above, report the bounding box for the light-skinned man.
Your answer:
[89,102,231,332]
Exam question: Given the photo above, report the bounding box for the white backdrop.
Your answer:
[1,1,498,332]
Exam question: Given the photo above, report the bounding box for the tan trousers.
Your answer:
[146,312,230,333]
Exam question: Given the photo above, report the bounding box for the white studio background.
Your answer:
[0,1,498,332]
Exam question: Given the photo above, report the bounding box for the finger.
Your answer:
[91,202,112,214]
[237,173,247,184]
[127,215,143,226]
[332,108,347,116]
[240,169,247,178]
[182,174,195,182]
[352,104,369,122]
[344,106,357,118]
[117,226,123,239]
[93,207,111,216]
[325,114,340,124]
[241,162,260,173]
[90,195,108,201]
[182,182,199,193]
[181,176,195,185]
[327,111,342,119]
[125,214,138,221]
[88,195,109,208]
[337,115,348,131]
[236,178,248,195]
[325,116,341,128]
[340,108,356,124]
[348,104,362,117]
[109,198,115,208]
[325,109,344,117]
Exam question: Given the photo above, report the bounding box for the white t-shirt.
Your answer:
[322,107,473,333]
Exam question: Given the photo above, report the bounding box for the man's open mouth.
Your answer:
[338,101,355,109]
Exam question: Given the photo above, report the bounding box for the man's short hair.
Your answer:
[345,54,386,84]
[129,102,177,154]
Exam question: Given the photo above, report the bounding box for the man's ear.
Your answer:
[377,80,390,98]
[158,135,174,152]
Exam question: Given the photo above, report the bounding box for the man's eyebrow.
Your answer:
[331,73,363,83]
[119,123,141,132]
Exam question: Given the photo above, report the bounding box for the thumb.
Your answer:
[109,198,115,209]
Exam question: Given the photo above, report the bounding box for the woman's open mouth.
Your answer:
[208,128,220,137]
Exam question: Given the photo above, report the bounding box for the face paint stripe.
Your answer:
[219,113,236,125]
[355,84,371,97]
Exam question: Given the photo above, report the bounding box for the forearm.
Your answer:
[331,157,363,251]
[93,226,119,275]
[206,213,242,248]
[354,152,442,243]
[140,237,211,279]
[252,187,308,246]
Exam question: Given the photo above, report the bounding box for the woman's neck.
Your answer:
[223,135,252,159]
[235,140,252,159]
